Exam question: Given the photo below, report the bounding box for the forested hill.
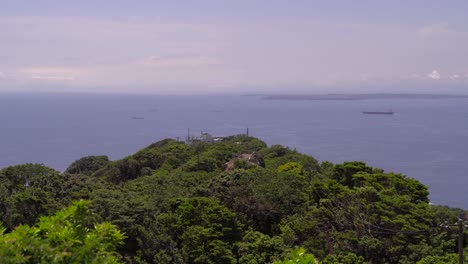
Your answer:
[0,135,466,263]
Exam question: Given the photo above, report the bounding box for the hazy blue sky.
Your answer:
[1,0,468,94]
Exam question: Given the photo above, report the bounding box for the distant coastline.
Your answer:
[261,93,468,101]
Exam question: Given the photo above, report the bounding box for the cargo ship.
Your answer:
[362,110,394,115]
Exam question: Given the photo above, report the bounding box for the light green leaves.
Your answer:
[0,200,125,264]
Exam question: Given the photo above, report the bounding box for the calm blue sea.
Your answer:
[1,93,467,208]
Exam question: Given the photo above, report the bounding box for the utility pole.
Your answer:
[440,211,466,264]
[459,212,465,264]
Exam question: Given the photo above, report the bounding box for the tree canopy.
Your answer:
[0,135,465,263]
[0,200,125,263]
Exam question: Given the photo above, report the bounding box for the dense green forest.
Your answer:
[0,135,466,263]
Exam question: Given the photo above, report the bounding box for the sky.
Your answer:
[1,0,468,94]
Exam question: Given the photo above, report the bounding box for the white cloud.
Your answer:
[427,70,441,80]
[410,71,468,82]
[449,74,460,80]
[31,75,75,81]
[1,16,468,93]
[8,56,241,93]
[20,66,78,75]
[419,23,452,38]
[19,67,78,81]
[0,71,5,79]
[137,55,219,67]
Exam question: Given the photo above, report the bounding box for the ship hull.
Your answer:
[362,111,394,115]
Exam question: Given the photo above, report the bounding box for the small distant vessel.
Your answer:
[362,110,394,115]
[131,116,145,120]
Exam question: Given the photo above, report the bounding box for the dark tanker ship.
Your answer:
[362,110,394,115]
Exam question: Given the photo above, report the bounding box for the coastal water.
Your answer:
[1,93,467,208]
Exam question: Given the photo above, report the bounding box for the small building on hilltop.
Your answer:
[224,152,265,172]
[186,132,226,145]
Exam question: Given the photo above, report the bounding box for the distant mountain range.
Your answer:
[261,93,468,101]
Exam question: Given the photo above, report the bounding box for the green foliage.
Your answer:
[237,230,285,263]
[153,197,242,263]
[352,171,429,203]
[1,137,466,264]
[209,169,280,234]
[0,164,65,229]
[416,254,459,264]
[98,139,193,182]
[279,207,326,257]
[183,154,222,172]
[322,252,366,264]
[332,161,375,187]
[221,135,268,153]
[277,162,304,175]
[262,145,319,175]
[65,155,110,175]
[262,145,293,159]
[274,247,317,264]
[0,163,63,194]
[0,200,125,263]
[60,174,108,205]
[233,159,258,170]
[254,169,310,219]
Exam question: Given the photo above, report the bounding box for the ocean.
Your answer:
[1,93,467,208]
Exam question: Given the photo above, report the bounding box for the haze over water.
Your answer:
[1,93,467,208]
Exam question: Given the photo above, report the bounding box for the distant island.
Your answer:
[262,93,468,101]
